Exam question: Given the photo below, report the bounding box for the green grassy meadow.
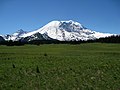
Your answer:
[0,43,120,90]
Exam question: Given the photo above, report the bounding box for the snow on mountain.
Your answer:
[21,32,54,42]
[3,29,27,41]
[3,20,113,41]
[21,20,112,41]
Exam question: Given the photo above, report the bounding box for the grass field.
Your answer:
[0,43,120,90]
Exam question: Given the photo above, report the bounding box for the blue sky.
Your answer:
[0,0,120,35]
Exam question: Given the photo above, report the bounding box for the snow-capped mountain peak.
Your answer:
[35,20,112,41]
[61,20,85,29]
[3,29,27,41]
[59,20,87,32]
[3,20,114,41]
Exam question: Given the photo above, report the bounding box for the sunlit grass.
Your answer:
[0,43,120,90]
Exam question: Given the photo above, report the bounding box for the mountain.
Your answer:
[0,36,5,42]
[3,29,27,41]
[3,20,113,41]
[20,32,54,42]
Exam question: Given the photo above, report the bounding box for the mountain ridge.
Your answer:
[1,20,114,41]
